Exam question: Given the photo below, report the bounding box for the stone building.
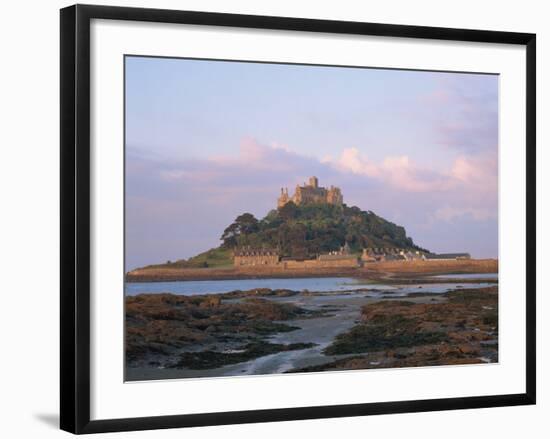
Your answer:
[233,247,280,267]
[317,243,357,265]
[233,243,359,268]
[361,248,471,263]
[278,176,343,208]
[361,247,425,262]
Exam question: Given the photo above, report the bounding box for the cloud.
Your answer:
[421,75,498,154]
[326,146,496,196]
[331,147,381,177]
[203,137,316,175]
[450,153,497,187]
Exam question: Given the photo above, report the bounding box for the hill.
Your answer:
[139,247,233,270]
[137,202,428,270]
[221,202,427,259]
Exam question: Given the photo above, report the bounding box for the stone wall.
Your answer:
[282,257,358,269]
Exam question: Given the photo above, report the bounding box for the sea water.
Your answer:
[125,276,495,296]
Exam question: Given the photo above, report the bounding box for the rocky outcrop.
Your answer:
[125,291,323,368]
[291,286,498,373]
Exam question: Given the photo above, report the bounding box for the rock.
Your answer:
[458,344,479,355]
[199,296,221,308]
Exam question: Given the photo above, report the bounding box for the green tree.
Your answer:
[220,213,259,247]
[278,201,298,221]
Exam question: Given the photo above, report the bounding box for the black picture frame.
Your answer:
[60,4,536,434]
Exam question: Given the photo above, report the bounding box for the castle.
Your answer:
[277,176,343,208]
[230,177,471,269]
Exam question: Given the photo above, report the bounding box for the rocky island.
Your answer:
[127,177,496,282]
[125,177,498,380]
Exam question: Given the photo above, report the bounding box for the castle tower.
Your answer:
[277,187,290,208]
[308,176,319,188]
[327,186,343,205]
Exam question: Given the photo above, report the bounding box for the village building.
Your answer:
[233,246,470,268]
[361,247,426,262]
[233,242,359,268]
[278,176,343,208]
[316,243,359,267]
[233,247,280,266]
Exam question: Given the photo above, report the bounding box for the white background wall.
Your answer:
[0,0,547,437]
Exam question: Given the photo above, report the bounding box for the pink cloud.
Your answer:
[207,137,302,173]
[158,138,302,185]
[328,146,497,197]
[329,147,449,192]
[450,153,497,187]
[331,147,381,177]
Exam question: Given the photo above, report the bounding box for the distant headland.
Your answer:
[125,176,495,282]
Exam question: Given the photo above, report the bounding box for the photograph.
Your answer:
[0,0,543,436]
[124,56,499,381]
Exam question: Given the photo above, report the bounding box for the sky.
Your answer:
[125,56,498,271]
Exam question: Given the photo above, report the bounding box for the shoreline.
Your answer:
[126,258,498,283]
